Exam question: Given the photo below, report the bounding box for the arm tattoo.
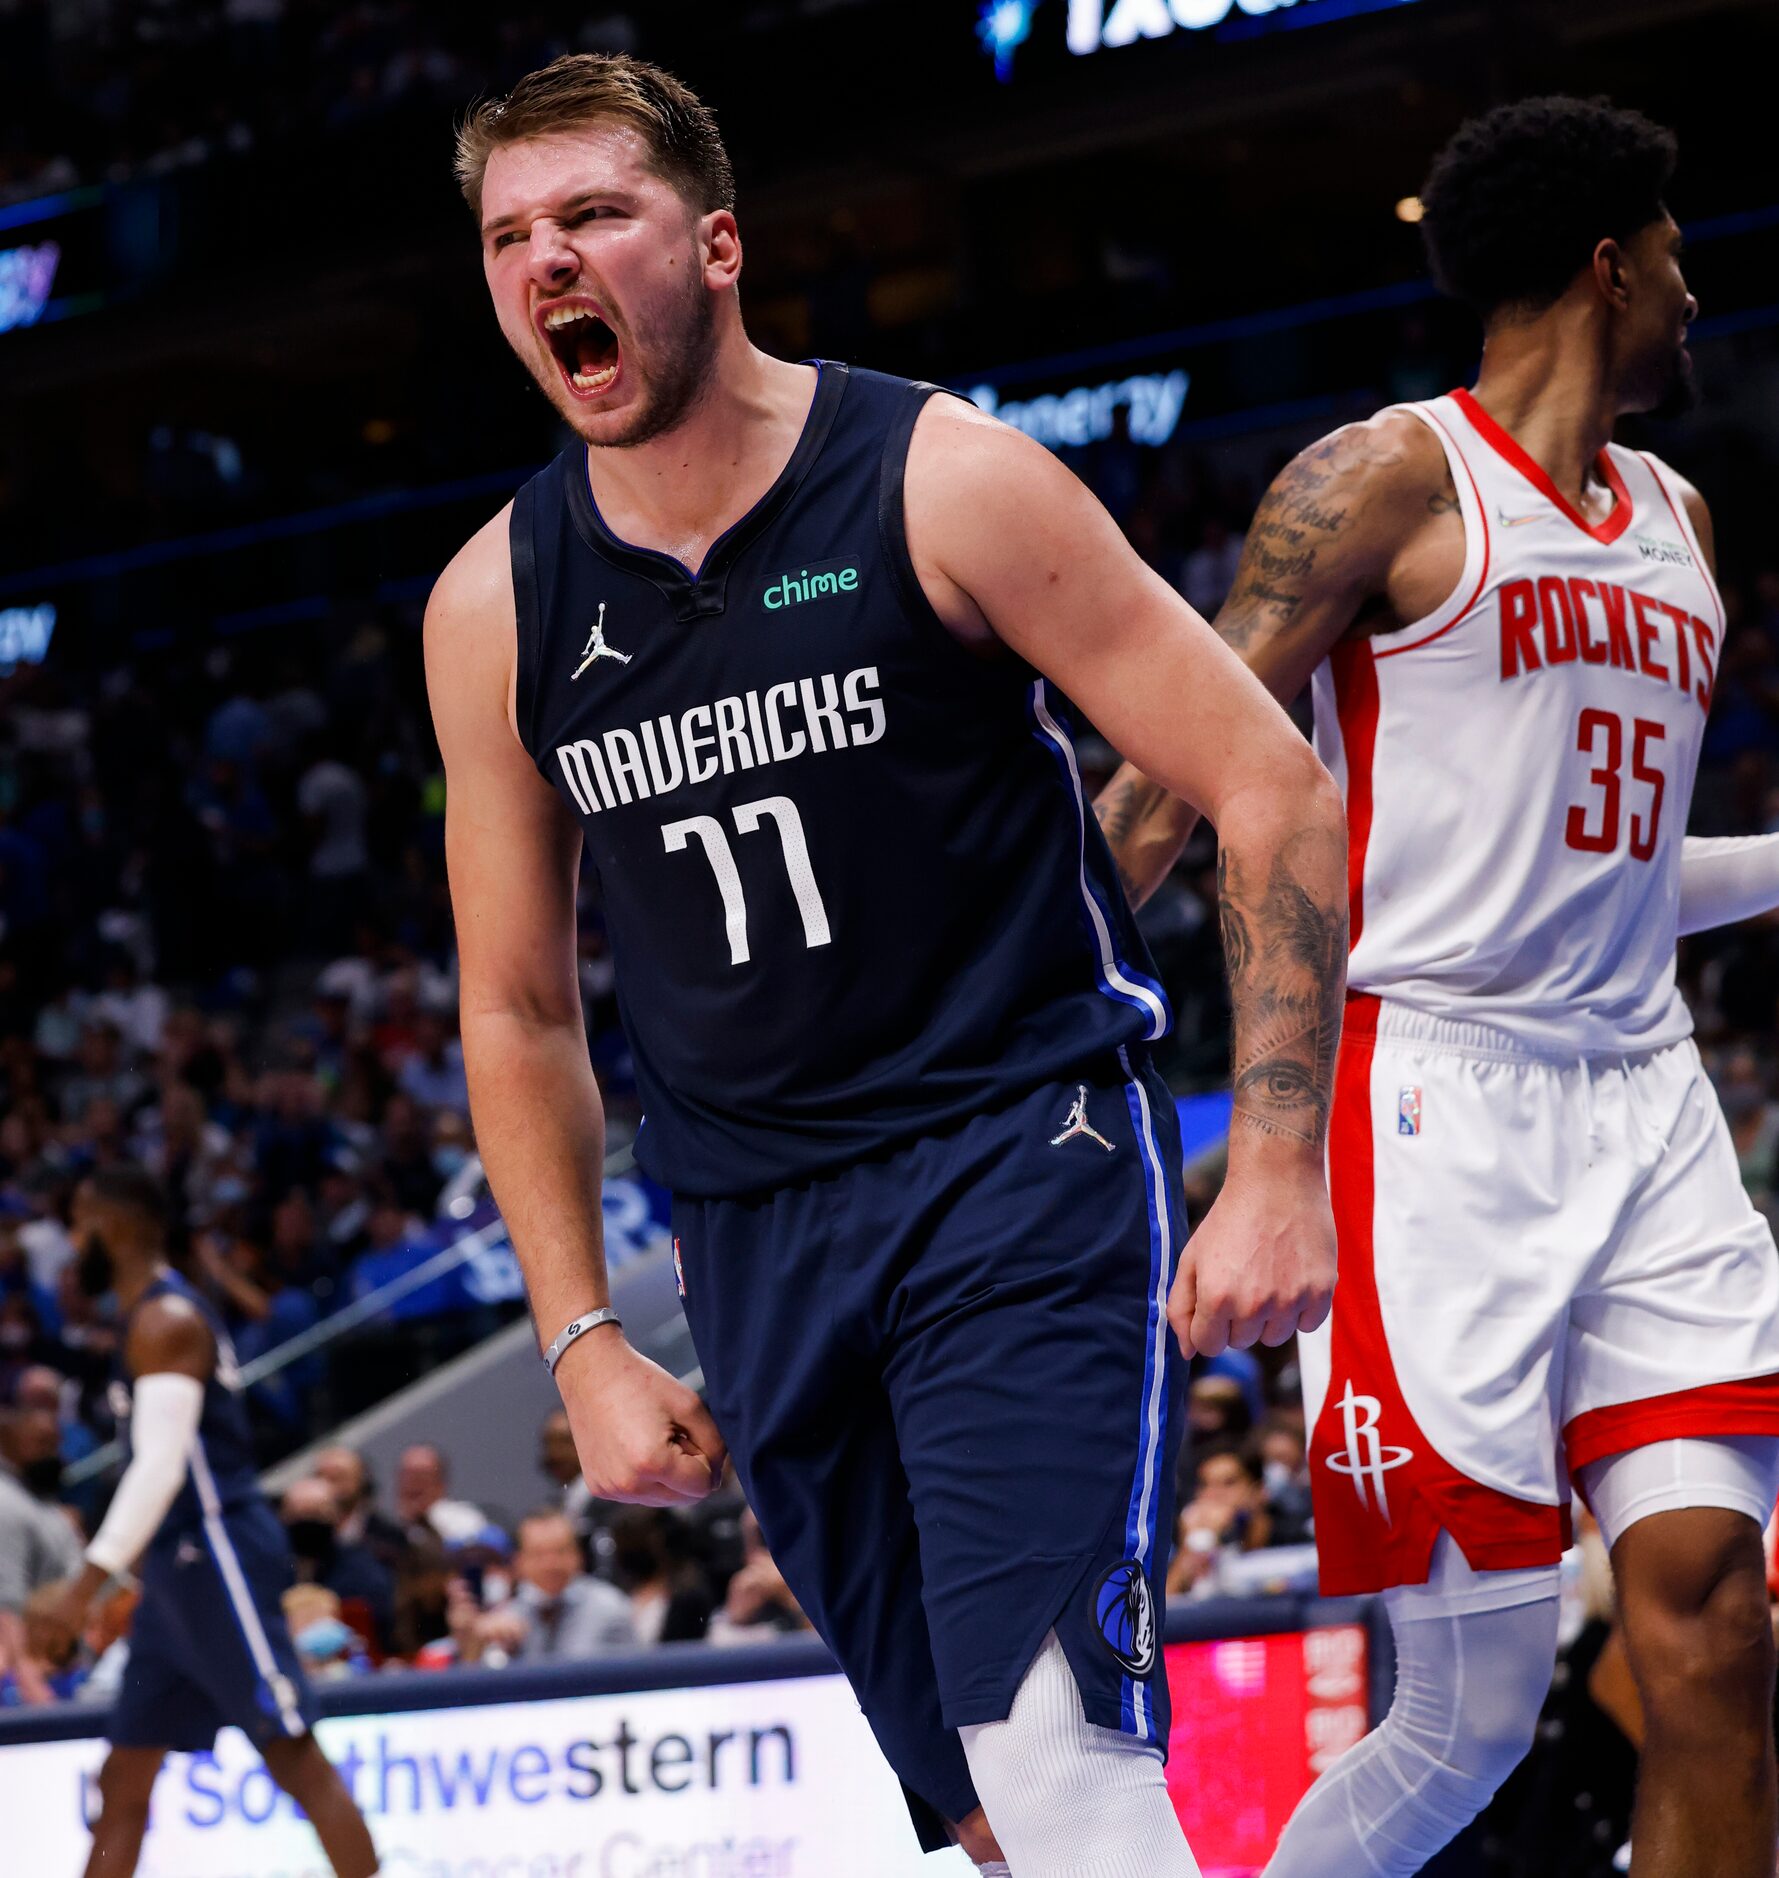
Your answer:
[1426,461,1460,516]
[1093,772,1171,906]
[1218,835,1348,1148]
[1214,428,1399,656]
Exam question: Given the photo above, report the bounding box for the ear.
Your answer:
[1592,237,1630,311]
[701,209,742,292]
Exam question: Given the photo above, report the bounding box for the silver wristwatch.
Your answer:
[542,1307,622,1376]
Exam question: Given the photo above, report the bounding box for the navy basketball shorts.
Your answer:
[673,1051,1189,1847]
[111,1499,317,1754]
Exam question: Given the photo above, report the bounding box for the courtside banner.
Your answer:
[1,1673,961,1878]
[0,1619,1371,1875]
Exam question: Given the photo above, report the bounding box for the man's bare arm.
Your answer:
[1093,412,1449,906]
[426,507,612,1349]
[907,401,1343,1348]
[426,507,724,1503]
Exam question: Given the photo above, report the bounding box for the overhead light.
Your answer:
[1395,195,1425,224]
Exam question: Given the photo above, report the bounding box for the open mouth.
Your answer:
[540,301,621,396]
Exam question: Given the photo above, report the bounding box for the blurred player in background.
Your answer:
[53,1168,378,1877]
[429,52,1344,1876]
[1099,98,1779,1877]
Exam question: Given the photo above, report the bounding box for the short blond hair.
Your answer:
[454,53,735,223]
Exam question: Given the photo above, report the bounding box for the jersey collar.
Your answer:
[1450,386,1633,547]
[565,360,849,623]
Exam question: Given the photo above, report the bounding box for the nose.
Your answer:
[1683,291,1699,326]
[526,220,578,291]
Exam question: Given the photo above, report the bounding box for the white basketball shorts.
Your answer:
[1302,994,1779,1596]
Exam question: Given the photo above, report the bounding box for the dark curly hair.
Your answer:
[1421,97,1678,321]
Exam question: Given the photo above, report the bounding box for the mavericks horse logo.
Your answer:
[1094,1559,1156,1677]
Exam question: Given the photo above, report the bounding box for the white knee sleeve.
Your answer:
[959,1631,1202,1878]
[1265,1545,1560,1878]
[1579,1435,1779,1553]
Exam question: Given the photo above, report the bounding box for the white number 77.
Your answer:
[661,794,832,967]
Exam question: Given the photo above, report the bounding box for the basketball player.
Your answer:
[52,1167,379,1878]
[1096,98,1779,1877]
[428,53,1346,1874]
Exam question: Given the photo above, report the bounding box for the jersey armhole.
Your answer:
[1637,449,1727,639]
[1371,400,1492,660]
[509,477,546,761]
[876,381,999,668]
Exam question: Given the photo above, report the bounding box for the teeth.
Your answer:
[545,305,601,330]
[571,363,619,392]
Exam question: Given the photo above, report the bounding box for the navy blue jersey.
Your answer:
[512,361,1170,1197]
[115,1270,263,1545]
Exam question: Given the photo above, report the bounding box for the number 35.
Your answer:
[1565,710,1666,862]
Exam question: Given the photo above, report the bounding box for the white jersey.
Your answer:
[1311,389,1724,1054]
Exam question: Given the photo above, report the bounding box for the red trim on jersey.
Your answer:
[1374,403,1494,659]
[1309,993,1571,1597]
[1450,387,1634,546]
[1565,1373,1779,1476]
[1330,641,1379,949]
[1640,451,1726,641]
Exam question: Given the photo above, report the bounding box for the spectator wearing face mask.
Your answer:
[0,1365,83,1696]
[283,1583,369,1682]
[1257,1410,1314,1546]
[280,1475,394,1656]
[489,1511,637,1663]
[394,1442,486,1547]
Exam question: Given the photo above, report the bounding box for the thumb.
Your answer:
[648,1442,722,1504]
[675,1394,730,1488]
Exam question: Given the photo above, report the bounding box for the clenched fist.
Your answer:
[554,1325,729,1505]
[1169,1152,1336,1357]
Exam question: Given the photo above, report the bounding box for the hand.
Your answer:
[474,1610,528,1654]
[555,1327,728,1506]
[1181,1495,1233,1544]
[724,1556,787,1626]
[1169,1153,1335,1357]
[47,1579,95,1646]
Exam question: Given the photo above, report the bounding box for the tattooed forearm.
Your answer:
[1094,773,1163,849]
[1218,833,1348,1150]
[1093,767,1195,910]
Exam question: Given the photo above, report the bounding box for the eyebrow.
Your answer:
[480,188,627,239]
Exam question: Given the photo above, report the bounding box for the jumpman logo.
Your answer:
[1050,1085,1115,1152]
[572,604,632,679]
[1324,1381,1414,1523]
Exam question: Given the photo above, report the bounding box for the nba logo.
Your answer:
[673,1237,686,1299]
[1398,1087,1423,1137]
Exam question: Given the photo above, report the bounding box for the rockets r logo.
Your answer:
[1324,1381,1414,1523]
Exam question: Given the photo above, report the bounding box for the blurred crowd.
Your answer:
[0,1383,813,1709]
[0,2,645,208]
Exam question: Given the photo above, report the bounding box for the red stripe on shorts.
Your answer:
[1566,1373,1779,1476]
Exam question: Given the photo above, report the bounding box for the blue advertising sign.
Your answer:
[348,1175,670,1322]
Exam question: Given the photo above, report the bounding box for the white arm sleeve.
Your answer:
[1679,834,1779,938]
[85,1373,205,1577]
